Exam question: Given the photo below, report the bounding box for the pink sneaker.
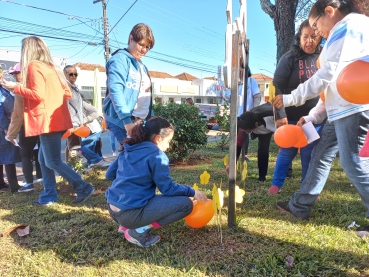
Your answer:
[118,226,128,233]
[267,185,280,195]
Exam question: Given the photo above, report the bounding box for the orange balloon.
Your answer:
[185,199,214,228]
[102,119,107,129]
[294,133,308,148]
[274,125,303,148]
[337,61,369,104]
[61,128,73,139]
[74,126,90,138]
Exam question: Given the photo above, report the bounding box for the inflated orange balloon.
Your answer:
[102,119,107,129]
[61,128,73,139]
[294,133,308,148]
[185,199,214,228]
[337,61,369,104]
[274,125,303,148]
[73,126,90,138]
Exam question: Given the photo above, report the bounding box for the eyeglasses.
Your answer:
[312,14,322,32]
[69,73,78,77]
[137,41,151,51]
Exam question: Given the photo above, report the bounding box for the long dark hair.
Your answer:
[124,116,175,146]
[291,19,321,57]
[238,112,259,131]
[309,0,369,18]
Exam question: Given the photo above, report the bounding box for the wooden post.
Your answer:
[241,38,250,163]
[228,30,241,227]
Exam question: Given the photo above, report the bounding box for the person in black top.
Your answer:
[268,20,324,194]
[226,102,276,182]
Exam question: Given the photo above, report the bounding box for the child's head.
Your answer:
[238,112,259,134]
[124,117,175,152]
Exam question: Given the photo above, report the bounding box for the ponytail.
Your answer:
[124,116,175,146]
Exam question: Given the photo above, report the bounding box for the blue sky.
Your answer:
[0,0,277,78]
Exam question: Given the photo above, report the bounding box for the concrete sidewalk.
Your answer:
[11,129,227,184]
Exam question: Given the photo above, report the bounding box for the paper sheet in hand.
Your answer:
[13,139,21,148]
[301,121,320,144]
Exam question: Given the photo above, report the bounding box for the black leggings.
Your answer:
[18,126,42,183]
[0,164,18,191]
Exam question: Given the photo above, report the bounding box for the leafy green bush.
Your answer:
[153,102,208,160]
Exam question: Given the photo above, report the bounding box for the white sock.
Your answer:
[135,225,150,233]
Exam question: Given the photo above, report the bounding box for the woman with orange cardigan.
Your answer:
[1,36,95,205]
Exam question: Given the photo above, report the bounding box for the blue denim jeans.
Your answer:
[80,133,102,165]
[288,111,369,218]
[38,131,94,203]
[106,121,126,145]
[107,195,193,229]
[108,131,117,152]
[272,121,324,188]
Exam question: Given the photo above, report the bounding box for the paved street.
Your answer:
[12,129,226,184]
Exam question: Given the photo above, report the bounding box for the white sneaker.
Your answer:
[91,159,111,168]
[33,178,43,184]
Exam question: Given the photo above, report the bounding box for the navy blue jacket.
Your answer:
[105,141,195,211]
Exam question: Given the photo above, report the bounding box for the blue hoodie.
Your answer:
[105,141,195,210]
[103,49,153,128]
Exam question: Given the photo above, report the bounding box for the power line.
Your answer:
[108,0,138,35]
[0,0,95,20]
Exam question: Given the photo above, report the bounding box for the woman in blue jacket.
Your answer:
[0,76,21,193]
[103,23,154,144]
[106,117,207,247]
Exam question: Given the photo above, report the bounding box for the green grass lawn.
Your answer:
[1,139,368,277]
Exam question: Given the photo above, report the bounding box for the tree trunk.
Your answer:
[260,0,299,63]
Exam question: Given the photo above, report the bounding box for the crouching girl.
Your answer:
[106,116,207,247]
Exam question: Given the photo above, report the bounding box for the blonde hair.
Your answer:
[20,36,67,87]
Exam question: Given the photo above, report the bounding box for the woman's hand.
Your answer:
[271,95,284,109]
[276,117,288,128]
[0,79,17,90]
[194,190,208,202]
[297,117,306,127]
[124,122,135,136]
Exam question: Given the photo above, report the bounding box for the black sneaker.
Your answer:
[256,178,265,183]
[124,228,161,247]
[72,187,95,204]
[0,183,9,192]
[276,201,309,220]
[286,168,293,179]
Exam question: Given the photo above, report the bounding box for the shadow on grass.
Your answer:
[0,173,368,276]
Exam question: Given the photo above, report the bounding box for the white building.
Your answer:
[0,48,69,70]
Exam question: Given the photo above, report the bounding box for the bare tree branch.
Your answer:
[260,0,276,18]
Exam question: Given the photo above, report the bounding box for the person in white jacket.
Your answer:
[272,0,369,229]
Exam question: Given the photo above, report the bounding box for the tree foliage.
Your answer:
[261,0,369,63]
[153,102,208,160]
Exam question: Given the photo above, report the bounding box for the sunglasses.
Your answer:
[69,73,78,77]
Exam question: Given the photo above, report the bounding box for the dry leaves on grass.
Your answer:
[1,224,30,237]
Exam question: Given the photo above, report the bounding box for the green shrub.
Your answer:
[153,102,208,160]
[215,102,230,131]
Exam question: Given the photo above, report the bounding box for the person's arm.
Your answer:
[83,101,100,124]
[250,78,261,108]
[300,99,327,125]
[106,158,118,181]
[107,56,133,125]
[273,53,293,122]
[151,151,195,197]
[283,20,362,107]
[6,95,24,141]
[13,63,47,101]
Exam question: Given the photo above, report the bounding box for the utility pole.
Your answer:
[93,0,110,62]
